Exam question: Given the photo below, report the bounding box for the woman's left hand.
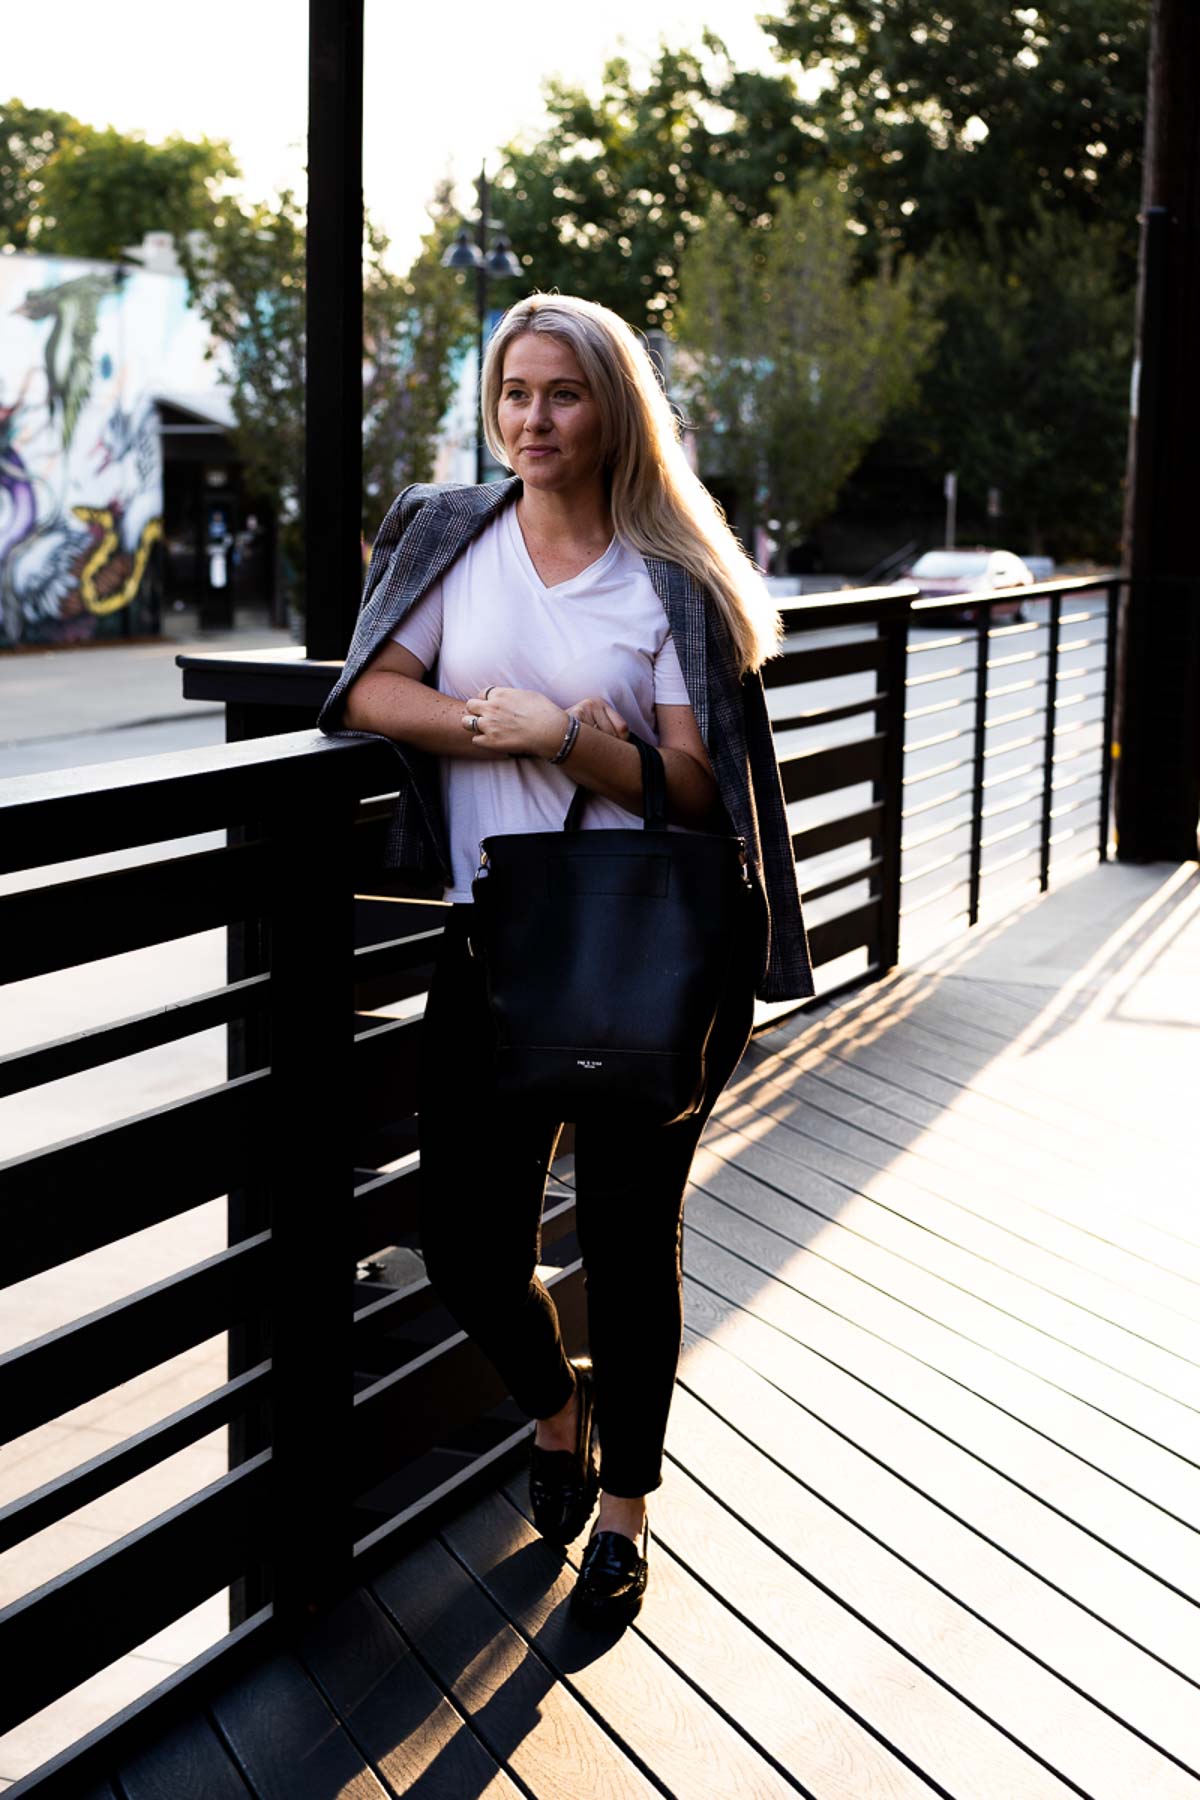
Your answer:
[463,686,566,757]
[568,696,629,740]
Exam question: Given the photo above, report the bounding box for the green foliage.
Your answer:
[759,0,1148,259]
[183,189,307,556]
[361,186,476,532]
[909,208,1135,558]
[677,177,940,556]
[14,116,236,262]
[185,185,475,600]
[496,40,808,330]
[0,98,80,249]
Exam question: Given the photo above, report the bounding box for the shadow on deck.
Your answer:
[30,862,1200,1800]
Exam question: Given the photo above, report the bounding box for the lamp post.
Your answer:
[442,162,524,482]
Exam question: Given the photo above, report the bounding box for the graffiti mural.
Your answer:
[0,249,217,648]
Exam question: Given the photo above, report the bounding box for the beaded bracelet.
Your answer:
[549,712,581,765]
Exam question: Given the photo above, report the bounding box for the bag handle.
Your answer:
[563,731,668,833]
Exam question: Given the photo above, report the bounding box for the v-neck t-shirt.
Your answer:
[389,503,691,901]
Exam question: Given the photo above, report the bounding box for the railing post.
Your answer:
[875,612,909,972]
[263,787,357,1619]
[1038,593,1063,891]
[966,615,990,927]
[306,0,365,660]
[1099,579,1121,861]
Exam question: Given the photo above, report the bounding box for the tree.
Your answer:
[0,99,79,250]
[36,123,237,263]
[497,40,809,330]
[759,0,1148,261]
[186,187,474,602]
[676,177,939,562]
[909,207,1134,558]
[183,189,307,592]
[361,187,477,533]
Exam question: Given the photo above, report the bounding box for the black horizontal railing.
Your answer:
[0,571,1123,1796]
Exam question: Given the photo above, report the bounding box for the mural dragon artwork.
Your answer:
[0,256,215,648]
[73,506,164,615]
[12,269,123,455]
[0,396,90,645]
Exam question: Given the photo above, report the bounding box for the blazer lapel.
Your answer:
[357,478,519,650]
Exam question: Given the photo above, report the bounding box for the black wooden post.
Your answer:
[306,0,365,661]
[966,619,990,926]
[1099,580,1121,861]
[1038,594,1063,892]
[263,793,357,1617]
[1115,0,1200,861]
[875,614,909,971]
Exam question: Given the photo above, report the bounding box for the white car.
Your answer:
[907,548,1038,622]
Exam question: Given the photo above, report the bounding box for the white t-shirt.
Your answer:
[389,503,692,901]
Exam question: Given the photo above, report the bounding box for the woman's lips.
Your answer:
[521,446,558,456]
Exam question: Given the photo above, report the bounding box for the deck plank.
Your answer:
[662,1338,1193,1799]
[118,1715,251,1800]
[370,1535,659,1798]
[208,1652,389,1800]
[748,975,1198,1195]
[705,1065,1200,1404]
[681,1175,1200,1540]
[491,1494,942,1800]
[742,1032,1200,1287]
[766,1006,1200,1260]
[440,1490,805,1800]
[687,1133,1200,1492]
[298,1587,520,1799]
[736,1047,1200,1323]
[678,1250,1200,1675]
[716,1052,1200,1362]
[676,1324,1200,1785]
[677,1281,1200,1691]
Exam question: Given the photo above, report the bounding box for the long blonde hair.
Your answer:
[480,294,781,674]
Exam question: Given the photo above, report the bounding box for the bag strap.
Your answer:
[563,731,668,833]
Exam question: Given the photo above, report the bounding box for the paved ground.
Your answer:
[0,606,294,776]
[8,857,1194,1796]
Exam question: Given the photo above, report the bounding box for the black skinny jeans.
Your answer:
[417,904,761,1498]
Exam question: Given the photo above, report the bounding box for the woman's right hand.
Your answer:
[568,697,629,740]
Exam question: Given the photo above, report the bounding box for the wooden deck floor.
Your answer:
[88,862,1200,1800]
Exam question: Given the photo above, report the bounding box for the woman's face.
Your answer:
[496,333,606,499]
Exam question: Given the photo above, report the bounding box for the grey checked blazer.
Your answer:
[317,478,814,1000]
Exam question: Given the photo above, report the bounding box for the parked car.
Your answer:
[905,547,1037,623]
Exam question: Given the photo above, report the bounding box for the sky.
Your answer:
[8,0,794,267]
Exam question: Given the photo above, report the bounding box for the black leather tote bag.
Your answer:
[468,734,758,1124]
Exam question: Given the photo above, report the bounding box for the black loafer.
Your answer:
[529,1357,599,1545]
[569,1518,650,1629]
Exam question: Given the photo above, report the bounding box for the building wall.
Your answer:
[0,251,219,648]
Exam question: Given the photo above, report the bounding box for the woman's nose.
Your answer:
[528,394,552,430]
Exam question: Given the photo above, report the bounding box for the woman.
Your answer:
[319,294,813,1628]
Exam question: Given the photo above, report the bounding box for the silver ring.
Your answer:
[466,713,480,734]
[482,685,494,700]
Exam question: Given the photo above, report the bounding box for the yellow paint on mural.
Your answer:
[71,508,164,615]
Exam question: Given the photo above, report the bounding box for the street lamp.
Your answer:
[442,162,524,482]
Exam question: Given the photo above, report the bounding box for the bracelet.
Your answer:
[549,713,581,765]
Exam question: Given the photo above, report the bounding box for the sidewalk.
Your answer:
[0,608,296,747]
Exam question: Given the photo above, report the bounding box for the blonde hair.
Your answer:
[480,293,781,675]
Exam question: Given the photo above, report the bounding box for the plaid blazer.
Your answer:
[317,479,814,1000]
